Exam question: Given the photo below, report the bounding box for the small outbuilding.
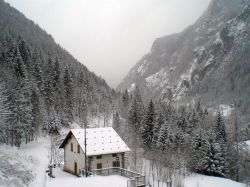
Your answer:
[59,127,130,176]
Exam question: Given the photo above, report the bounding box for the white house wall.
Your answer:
[89,153,123,170]
[64,134,85,175]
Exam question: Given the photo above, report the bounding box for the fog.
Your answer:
[5,0,210,88]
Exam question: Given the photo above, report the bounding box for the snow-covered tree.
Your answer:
[152,110,164,147]
[0,80,11,143]
[140,100,155,149]
[128,85,144,132]
[63,68,74,124]
[191,129,227,177]
[112,111,120,134]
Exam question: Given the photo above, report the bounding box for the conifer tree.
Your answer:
[152,110,164,146]
[128,85,144,132]
[63,68,74,123]
[121,89,129,118]
[112,111,120,134]
[32,49,44,93]
[140,100,155,149]
[31,89,43,139]
[0,80,11,143]
[215,111,226,142]
[17,36,31,68]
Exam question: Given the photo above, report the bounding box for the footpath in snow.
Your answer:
[0,137,50,187]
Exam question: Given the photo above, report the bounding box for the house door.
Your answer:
[97,163,102,169]
[74,162,78,175]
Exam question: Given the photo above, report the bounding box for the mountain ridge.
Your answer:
[117,0,250,114]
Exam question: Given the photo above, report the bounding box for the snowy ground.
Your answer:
[142,158,245,187]
[0,134,248,187]
[45,170,245,187]
[0,137,50,187]
[46,168,128,187]
[246,140,250,148]
[183,174,245,187]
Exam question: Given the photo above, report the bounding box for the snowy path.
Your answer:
[0,137,50,187]
[19,137,50,187]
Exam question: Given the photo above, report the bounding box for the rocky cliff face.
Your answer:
[117,0,250,113]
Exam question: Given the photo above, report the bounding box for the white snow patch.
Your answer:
[46,169,128,187]
[218,22,224,27]
[245,140,250,149]
[214,32,222,44]
[137,59,148,75]
[128,83,135,92]
[228,21,246,36]
[0,137,50,187]
[180,63,196,81]
[204,55,214,67]
[219,104,234,117]
[195,27,200,33]
[207,28,216,33]
[236,21,246,32]
[21,138,50,187]
[194,46,205,55]
[145,68,169,88]
[184,174,245,187]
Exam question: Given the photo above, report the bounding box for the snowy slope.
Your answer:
[0,138,50,187]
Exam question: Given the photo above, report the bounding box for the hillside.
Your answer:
[117,0,250,114]
[0,0,113,145]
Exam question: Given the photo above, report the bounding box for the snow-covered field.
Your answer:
[184,174,245,187]
[46,168,128,187]
[45,171,245,187]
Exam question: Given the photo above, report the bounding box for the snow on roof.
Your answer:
[63,127,130,156]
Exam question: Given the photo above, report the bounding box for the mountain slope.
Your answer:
[0,0,113,145]
[117,0,250,114]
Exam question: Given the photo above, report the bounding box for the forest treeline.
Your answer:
[0,1,115,147]
[113,86,250,182]
[0,35,113,147]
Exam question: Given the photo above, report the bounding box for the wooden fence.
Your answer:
[92,167,146,187]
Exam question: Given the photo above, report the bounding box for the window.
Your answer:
[71,143,73,152]
[113,161,120,167]
[89,156,93,160]
[97,163,102,169]
[112,153,117,157]
[77,144,80,153]
[96,155,102,159]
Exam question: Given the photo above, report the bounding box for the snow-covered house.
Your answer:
[59,127,130,176]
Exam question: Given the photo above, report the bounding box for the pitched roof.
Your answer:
[59,127,130,156]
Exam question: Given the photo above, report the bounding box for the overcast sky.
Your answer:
[5,0,210,88]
